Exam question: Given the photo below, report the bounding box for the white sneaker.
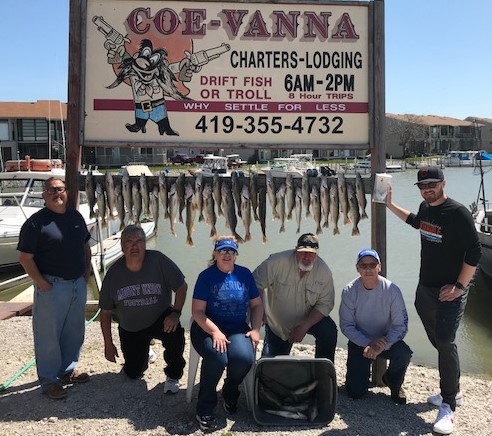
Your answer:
[433,403,455,434]
[148,347,157,364]
[427,391,463,407]
[164,377,179,394]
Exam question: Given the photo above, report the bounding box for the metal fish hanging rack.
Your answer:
[80,169,373,246]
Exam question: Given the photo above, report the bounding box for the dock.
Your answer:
[0,301,33,320]
[0,279,34,320]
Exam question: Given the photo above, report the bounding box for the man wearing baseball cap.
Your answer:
[339,249,412,404]
[386,166,481,434]
[253,233,338,361]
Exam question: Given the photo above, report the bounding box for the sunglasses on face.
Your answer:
[416,181,440,190]
[45,186,66,194]
[217,249,237,255]
[358,262,378,270]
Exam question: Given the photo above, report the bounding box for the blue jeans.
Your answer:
[191,322,254,416]
[262,317,338,362]
[345,340,413,399]
[32,275,87,391]
[415,283,467,410]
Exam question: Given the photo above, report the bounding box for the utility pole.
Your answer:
[66,0,82,208]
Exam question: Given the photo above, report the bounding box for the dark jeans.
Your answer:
[191,321,255,416]
[118,309,185,380]
[262,316,338,362]
[345,340,412,399]
[415,283,467,410]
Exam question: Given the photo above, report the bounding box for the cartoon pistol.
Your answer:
[92,16,129,64]
[173,43,231,82]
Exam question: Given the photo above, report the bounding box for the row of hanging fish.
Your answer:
[264,171,368,238]
[84,170,369,247]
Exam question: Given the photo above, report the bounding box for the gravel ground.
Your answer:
[1,316,492,436]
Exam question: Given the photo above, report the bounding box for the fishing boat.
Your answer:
[353,158,403,173]
[470,160,492,279]
[0,168,95,269]
[443,150,492,168]
[0,161,117,270]
[0,166,156,277]
[194,155,231,176]
[91,220,156,273]
[260,153,319,177]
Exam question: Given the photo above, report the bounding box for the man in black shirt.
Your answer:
[387,166,481,435]
[18,177,91,400]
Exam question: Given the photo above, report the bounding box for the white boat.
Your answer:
[443,150,492,168]
[352,159,403,173]
[472,203,492,279]
[0,168,100,269]
[194,155,231,176]
[0,165,157,273]
[471,160,492,279]
[261,154,319,177]
[91,220,156,273]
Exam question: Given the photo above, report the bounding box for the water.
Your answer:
[4,166,492,378]
[143,166,492,379]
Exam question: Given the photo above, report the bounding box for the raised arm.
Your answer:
[386,186,411,222]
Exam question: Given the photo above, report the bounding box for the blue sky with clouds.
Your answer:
[1,0,490,119]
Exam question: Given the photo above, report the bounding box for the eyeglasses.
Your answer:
[358,262,378,270]
[416,181,440,190]
[45,186,66,194]
[217,249,237,255]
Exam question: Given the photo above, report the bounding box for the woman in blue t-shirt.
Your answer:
[191,236,264,431]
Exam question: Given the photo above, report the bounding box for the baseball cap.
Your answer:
[357,248,380,263]
[296,233,319,253]
[415,166,444,184]
[214,238,238,252]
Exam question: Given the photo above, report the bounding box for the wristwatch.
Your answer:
[454,281,467,291]
[171,308,182,316]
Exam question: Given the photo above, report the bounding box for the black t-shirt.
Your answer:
[17,207,90,279]
[406,198,481,287]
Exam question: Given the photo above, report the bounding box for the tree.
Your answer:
[387,115,428,157]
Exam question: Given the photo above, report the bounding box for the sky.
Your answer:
[0,0,490,120]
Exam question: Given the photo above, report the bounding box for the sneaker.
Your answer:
[433,403,455,434]
[427,391,463,407]
[196,414,217,431]
[148,347,157,364]
[382,373,407,405]
[223,400,238,414]
[43,384,67,400]
[60,369,90,385]
[164,377,179,394]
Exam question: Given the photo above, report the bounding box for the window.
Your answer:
[140,147,153,156]
[0,120,8,140]
[17,119,48,141]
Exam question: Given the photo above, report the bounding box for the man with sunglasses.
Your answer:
[17,177,92,400]
[253,233,337,362]
[386,166,481,434]
[339,249,412,404]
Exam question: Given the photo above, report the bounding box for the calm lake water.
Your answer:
[3,166,492,379]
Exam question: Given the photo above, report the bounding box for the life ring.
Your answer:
[5,160,29,171]
[30,159,53,171]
